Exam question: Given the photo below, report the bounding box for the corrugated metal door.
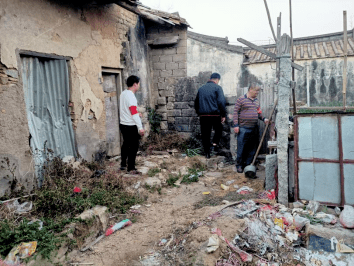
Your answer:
[21,56,76,184]
[294,114,354,206]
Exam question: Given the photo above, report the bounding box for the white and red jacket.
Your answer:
[119,89,143,130]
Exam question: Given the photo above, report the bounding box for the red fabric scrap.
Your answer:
[73,187,81,193]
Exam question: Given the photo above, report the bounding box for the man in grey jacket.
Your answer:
[194,73,226,158]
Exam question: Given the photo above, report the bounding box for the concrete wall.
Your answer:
[146,22,188,131]
[187,38,244,96]
[0,0,151,195]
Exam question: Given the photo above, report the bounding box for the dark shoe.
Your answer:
[236,166,243,173]
[120,166,127,171]
[128,169,142,175]
[205,152,211,159]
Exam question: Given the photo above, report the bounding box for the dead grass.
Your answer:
[141,132,187,154]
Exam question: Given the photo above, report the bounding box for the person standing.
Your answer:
[119,75,145,173]
[232,84,269,174]
[194,73,226,158]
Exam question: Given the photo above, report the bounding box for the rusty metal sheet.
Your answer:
[21,56,76,184]
[341,116,354,160]
[298,116,339,160]
[298,162,341,204]
[344,164,354,205]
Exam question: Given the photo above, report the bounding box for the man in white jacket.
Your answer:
[119,75,145,173]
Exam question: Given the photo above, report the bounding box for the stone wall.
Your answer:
[146,22,188,131]
[0,0,151,195]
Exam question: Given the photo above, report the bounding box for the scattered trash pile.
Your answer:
[140,198,354,266]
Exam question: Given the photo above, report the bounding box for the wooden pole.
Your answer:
[343,11,348,108]
[289,0,297,114]
[263,0,277,42]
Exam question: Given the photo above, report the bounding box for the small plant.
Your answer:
[180,164,205,184]
[147,107,162,133]
[160,161,168,169]
[144,184,161,194]
[147,167,160,177]
[166,174,180,187]
[186,148,202,157]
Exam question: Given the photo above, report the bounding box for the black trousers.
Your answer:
[200,115,223,154]
[236,126,259,168]
[119,124,140,171]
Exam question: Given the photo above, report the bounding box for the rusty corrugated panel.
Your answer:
[21,56,76,184]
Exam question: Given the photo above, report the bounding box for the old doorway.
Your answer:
[102,68,123,157]
[21,55,76,184]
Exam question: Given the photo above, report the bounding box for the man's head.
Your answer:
[248,84,261,98]
[127,75,140,92]
[210,73,221,84]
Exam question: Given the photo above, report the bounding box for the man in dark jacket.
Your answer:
[194,73,226,158]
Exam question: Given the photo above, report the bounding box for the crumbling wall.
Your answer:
[146,23,188,131]
[0,0,151,195]
[187,38,243,96]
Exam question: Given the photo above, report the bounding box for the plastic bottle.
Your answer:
[105,219,132,236]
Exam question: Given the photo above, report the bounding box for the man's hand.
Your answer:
[221,117,226,123]
[233,127,239,134]
[139,113,143,118]
[139,129,145,136]
[264,119,269,124]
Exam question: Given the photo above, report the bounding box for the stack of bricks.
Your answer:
[147,24,188,131]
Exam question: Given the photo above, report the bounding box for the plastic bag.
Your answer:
[294,215,310,230]
[340,205,354,228]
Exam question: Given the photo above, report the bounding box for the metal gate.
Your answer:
[21,56,76,184]
[294,113,354,206]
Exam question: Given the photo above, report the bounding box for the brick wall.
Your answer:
[146,23,188,131]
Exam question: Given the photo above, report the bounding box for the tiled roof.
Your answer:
[244,31,354,64]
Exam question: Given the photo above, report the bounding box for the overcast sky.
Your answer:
[141,0,354,46]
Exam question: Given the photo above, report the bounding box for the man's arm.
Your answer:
[128,96,144,135]
[233,98,241,133]
[257,106,268,124]
[216,87,227,117]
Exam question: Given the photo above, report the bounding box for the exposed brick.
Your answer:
[160,121,168,130]
[158,78,165,83]
[173,109,181,116]
[163,48,177,55]
[167,117,175,123]
[166,102,174,110]
[178,62,187,69]
[175,124,191,132]
[178,31,187,40]
[158,90,166,97]
[157,82,165,90]
[176,39,187,47]
[172,69,186,77]
[157,97,167,105]
[177,47,187,54]
[166,63,179,70]
[175,117,190,124]
[172,54,186,62]
[189,101,195,107]
[161,113,167,120]
[152,55,160,62]
[165,88,175,97]
[156,106,167,113]
[160,55,173,63]
[153,62,165,70]
[168,96,175,102]
[182,109,195,117]
[0,77,8,85]
[167,110,174,117]
[160,70,173,78]
[151,49,164,56]
[174,102,189,109]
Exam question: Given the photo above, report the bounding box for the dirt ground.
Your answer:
[68,154,267,266]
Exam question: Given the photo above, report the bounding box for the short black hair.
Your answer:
[210,73,221,80]
[126,75,140,87]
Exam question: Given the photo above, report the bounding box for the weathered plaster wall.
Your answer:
[0,0,151,195]
[146,23,188,131]
[187,38,243,96]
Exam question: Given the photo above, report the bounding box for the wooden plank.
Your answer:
[323,42,330,56]
[300,45,304,58]
[256,51,263,61]
[307,44,312,58]
[331,41,340,56]
[263,0,277,41]
[314,43,321,57]
[237,37,303,70]
[343,11,348,108]
[151,36,179,45]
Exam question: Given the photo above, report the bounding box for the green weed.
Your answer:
[147,168,160,177]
